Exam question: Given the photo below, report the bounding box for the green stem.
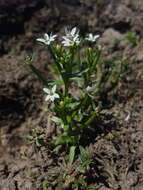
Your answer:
[77,45,81,68]
[48,45,69,96]
[77,93,88,111]
[48,45,62,73]
[84,111,98,127]
[86,48,101,86]
[91,48,101,72]
[63,47,75,97]
[64,80,69,97]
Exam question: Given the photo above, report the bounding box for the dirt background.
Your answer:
[0,0,143,189]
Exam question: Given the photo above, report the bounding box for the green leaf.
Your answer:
[28,64,49,86]
[100,109,107,114]
[47,141,56,148]
[79,146,91,162]
[62,124,70,130]
[84,111,98,127]
[48,79,64,86]
[68,146,76,165]
[51,117,69,130]
[68,102,80,110]
[55,135,72,145]
[86,184,96,190]
[55,134,79,145]
[42,183,48,190]
[71,68,89,78]
[26,135,33,140]
[51,116,63,124]
[79,146,87,161]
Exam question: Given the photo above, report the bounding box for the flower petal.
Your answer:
[50,96,55,102]
[85,33,100,42]
[51,34,57,39]
[44,33,50,40]
[52,85,57,93]
[89,33,93,38]
[53,93,60,99]
[94,35,100,40]
[62,36,68,40]
[71,27,77,36]
[43,88,50,94]
[36,38,46,44]
[45,95,50,101]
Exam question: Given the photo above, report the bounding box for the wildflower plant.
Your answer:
[25,27,127,160]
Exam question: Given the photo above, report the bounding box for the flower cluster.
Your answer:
[36,27,100,103]
[36,27,99,47]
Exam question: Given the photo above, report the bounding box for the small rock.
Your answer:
[99,28,122,46]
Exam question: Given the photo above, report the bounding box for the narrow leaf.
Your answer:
[79,146,86,160]
[51,116,63,124]
[55,135,73,145]
[29,64,49,86]
[69,146,76,165]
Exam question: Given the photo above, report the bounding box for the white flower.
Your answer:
[36,33,57,45]
[85,33,100,42]
[65,27,79,38]
[43,85,60,102]
[62,27,80,47]
[62,36,80,46]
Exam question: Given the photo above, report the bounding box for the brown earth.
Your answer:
[0,0,143,189]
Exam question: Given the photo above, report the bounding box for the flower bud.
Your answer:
[59,101,64,108]
[87,47,92,52]
[56,44,62,53]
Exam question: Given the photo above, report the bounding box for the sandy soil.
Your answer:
[0,0,143,189]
